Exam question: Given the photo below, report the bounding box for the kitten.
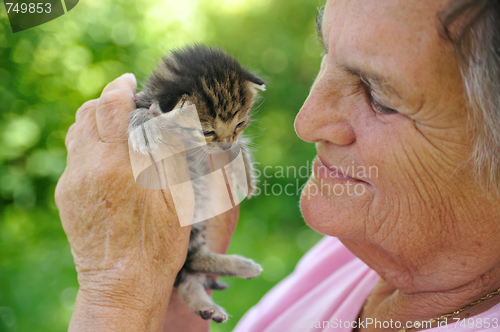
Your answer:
[128,44,265,322]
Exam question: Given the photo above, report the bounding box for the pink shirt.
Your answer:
[233,236,500,332]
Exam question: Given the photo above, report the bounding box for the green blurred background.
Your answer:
[0,0,325,330]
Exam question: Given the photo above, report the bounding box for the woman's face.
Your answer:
[295,0,500,292]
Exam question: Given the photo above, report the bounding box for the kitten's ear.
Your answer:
[250,82,266,91]
[245,72,266,91]
[157,93,182,113]
[155,80,187,113]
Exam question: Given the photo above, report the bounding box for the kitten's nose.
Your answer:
[219,136,233,150]
[220,142,232,150]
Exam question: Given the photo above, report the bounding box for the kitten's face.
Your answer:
[151,46,265,151]
[166,90,255,152]
[200,110,250,146]
[191,82,261,149]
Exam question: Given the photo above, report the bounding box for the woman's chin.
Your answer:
[299,177,370,239]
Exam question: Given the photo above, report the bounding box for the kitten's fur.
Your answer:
[128,45,265,322]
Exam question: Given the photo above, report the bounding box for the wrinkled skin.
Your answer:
[56,74,239,332]
[295,0,500,330]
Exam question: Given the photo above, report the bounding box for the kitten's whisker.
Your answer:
[240,133,262,140]
[240,141,259,148]
[252,98,266,113]
[229,143,241,153]
[189,148,210,169]
[237,140,252,150]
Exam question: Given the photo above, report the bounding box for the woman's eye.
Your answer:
[236,121,246,129]
[203,131,216,137]
[369,94,398,115]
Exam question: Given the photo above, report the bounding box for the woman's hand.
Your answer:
[56,73,191,330]
[162,207,241,332]
[56,73,241,331]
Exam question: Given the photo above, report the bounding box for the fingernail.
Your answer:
[123,73,137,85]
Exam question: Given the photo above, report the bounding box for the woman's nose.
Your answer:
[294,72,356,146]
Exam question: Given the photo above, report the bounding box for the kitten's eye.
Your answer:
[236,121,246,129]
[203,131,216,137]
[368,93,398,115]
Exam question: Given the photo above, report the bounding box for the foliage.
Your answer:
[0,0,324,330]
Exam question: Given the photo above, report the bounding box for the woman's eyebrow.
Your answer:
[341,64,402,99]
[314,6,401,100]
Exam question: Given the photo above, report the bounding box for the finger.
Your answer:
[160,151,196,227]
[135,91,145,100]
[102,72,137,95]
[206,202,240,228]
[205,205,240,254]
[65,99,100,152]
[96,73,137,143]
[54,171,69,211]
[74,99,102,146]
[75,99,99,123]
[65,123,76,151]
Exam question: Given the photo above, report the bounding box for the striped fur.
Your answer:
[128,44,264,322]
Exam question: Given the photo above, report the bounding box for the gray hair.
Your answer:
[439,0,500,193]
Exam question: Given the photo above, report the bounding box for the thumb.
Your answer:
[96,73,137,143]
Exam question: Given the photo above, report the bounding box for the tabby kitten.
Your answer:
[128,45,265,323]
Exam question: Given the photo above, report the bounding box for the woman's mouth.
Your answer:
[312,155,371,186]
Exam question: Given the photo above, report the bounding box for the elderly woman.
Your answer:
[56,0,500,331]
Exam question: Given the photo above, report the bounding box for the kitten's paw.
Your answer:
[177,273,229,323]
[232,256,263,279]
[212,307,228,323]
[246,180,256,198]
[128,110,163,155]
[198,305,228,323]
[199,308,215,320]
[204,278,228,290]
